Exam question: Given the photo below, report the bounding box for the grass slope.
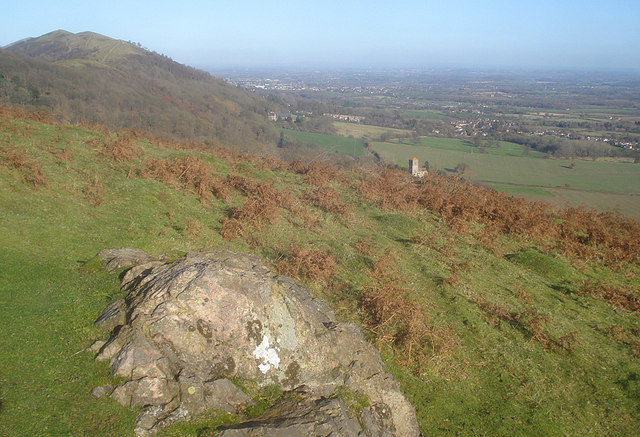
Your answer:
[1,114,640,436]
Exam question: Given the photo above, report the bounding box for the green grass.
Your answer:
[390,136,547,158]
[332,121,411,139]
[281,128,367,157]
[2,116,640,436]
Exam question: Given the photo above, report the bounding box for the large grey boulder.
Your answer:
[92,249,419,436]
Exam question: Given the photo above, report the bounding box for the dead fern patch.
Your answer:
[139,155,225,203]
[220,218,245,240]
[303,186,353,217]
[352,238,375,257]
[358,166,421,211]
[100,135,139,162]
[276,243,336,281]
[0,147,48,189]
[580,281,640,313]
[359,168,639,269]
[360,250,457,366]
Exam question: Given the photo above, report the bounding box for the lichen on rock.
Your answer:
[91,248,419,436]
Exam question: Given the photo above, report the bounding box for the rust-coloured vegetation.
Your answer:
[0,105,58,124]
[276,243,336,281]
[360,250,457,365]
[359,166,640,268]
[139,155,226,203]
[359,167,421,211]
[579,281,640,313]
[303,186,353,217]
[352,238,375,257]
[302,161,341,186]
[220,175,297,239]
[0,147,48,189]
[99,135,139,162]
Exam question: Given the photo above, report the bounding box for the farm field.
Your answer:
[333,121,411,139]
[390,136,547,158]
[281,128,367,157]
[373,137,640,217]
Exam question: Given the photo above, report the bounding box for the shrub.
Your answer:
[580,281,640,313]
[100,135,138,162]
[0,147,48,189]
[139,155,225,203]
[360,250,457,365]
[276,243,336,281]
[303,186,352,216]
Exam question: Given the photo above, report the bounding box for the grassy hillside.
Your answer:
[4,30,145,62]
[1,109,640,436]
[373,136,640,217]
[0,31,277,149]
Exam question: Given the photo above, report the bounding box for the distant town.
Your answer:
[222,70,640,153]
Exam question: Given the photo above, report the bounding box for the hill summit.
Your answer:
[0,30,277,149]
[4,29,146,63]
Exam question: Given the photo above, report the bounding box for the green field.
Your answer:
[282,128,367,157]
[373,136,640,216]
[333,121,410,139]
[391,136,547,158]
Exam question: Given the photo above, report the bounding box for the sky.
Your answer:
[3,0,640,71]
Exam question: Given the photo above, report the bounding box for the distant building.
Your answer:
[323,113,364,123]
[409,157,428,178]
[268,111,292,121]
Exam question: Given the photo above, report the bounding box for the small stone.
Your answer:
[88,340,106,353]
[97,248,152,273]
[91,385,114,399]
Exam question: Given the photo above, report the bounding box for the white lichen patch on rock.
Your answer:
[253,335,280,373]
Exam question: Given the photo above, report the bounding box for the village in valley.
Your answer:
[230,69,640,154]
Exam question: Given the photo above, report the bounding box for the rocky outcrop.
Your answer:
[92,249,419,436]
[217,386,364,436]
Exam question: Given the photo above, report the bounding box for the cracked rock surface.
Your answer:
[92,249,419,436]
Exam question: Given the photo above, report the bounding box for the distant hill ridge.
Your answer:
[4,29,146,63]
[0,30,278,149]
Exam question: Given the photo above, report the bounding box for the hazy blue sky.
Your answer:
[3,0,640,70]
